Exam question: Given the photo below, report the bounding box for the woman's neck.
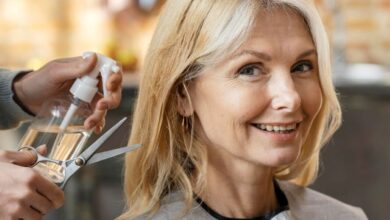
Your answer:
[197,152,278,219]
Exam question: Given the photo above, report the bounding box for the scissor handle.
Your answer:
[18,118,137,189]
[18,146,75,187]
[18,146,63,167]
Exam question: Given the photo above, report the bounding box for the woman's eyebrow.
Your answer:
[231,48,317,61]
[296,49,317,60]
[232,49,272,61]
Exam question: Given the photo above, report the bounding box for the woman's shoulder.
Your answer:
[278,181,368,220]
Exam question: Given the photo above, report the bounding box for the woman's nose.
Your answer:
[270,75,301,112]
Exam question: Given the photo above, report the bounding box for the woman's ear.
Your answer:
[176,83,193,117]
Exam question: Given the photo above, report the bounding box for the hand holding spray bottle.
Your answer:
[19,52,120,183]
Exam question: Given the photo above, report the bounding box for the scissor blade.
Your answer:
[80,117,127,162]
[85,144,141,165]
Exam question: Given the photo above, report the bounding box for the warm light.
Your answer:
[26,58,47,70]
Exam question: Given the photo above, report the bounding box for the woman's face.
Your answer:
[188,8,323,168]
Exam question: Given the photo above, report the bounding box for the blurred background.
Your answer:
[0,0,389,219]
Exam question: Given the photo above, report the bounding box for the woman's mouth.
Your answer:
[251,123,300,134]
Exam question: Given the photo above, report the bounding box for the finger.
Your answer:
[90,91,104,109]
[27,191,54,215]
[16,185,53,215]
[99,89,122,110]
[10,202,42,220]
[33,175,64,209]
[90,95,111,112]
[106,72,123,92]
[19,209,43,220]
[35,145,48,156]
[50,52,97,82]
[52,56,83,63]
[0,150,37,166]
[84,109,107,132]
[104,73,123,109]
[24,207,43,220]
[104,90,122,109]
[93,123,104,134]
[84,93,106,129]
[109,90,122,109]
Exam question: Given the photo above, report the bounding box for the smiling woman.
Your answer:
[185,10,323,172]
[118,0,367,220]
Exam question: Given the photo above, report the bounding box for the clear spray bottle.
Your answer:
[18,52,120,183]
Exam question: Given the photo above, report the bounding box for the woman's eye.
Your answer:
[291,61,313,73]
[237,64,263,77]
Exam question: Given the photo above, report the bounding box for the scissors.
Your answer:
[19,117,141,189]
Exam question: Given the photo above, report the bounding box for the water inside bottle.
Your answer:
[19,125,90,183]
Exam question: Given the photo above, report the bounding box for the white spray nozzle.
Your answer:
[70,52,120,103]
[60,52,119,132]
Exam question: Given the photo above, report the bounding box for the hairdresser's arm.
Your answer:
[12,53,123,133]
[0,69,34,129]
[0,147,64,219]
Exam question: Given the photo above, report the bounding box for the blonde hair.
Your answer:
[118,0,341,219]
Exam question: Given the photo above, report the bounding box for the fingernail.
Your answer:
[82,51,94,59]
[111,65,120,73]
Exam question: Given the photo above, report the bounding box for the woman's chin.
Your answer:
[250,148,300,168]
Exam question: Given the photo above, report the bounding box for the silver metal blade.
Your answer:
[79,117,127,162]
[85,144,141,165]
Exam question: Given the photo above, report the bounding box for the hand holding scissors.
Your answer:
[19,117,141,189]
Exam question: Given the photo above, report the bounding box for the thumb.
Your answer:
[11,145,47,166]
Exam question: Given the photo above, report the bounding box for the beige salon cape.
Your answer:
[134,181,368,220]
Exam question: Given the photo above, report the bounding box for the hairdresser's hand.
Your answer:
[0,146,64,219]
[13,52,123,133]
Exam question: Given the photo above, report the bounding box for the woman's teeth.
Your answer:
[253,123,298,133]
